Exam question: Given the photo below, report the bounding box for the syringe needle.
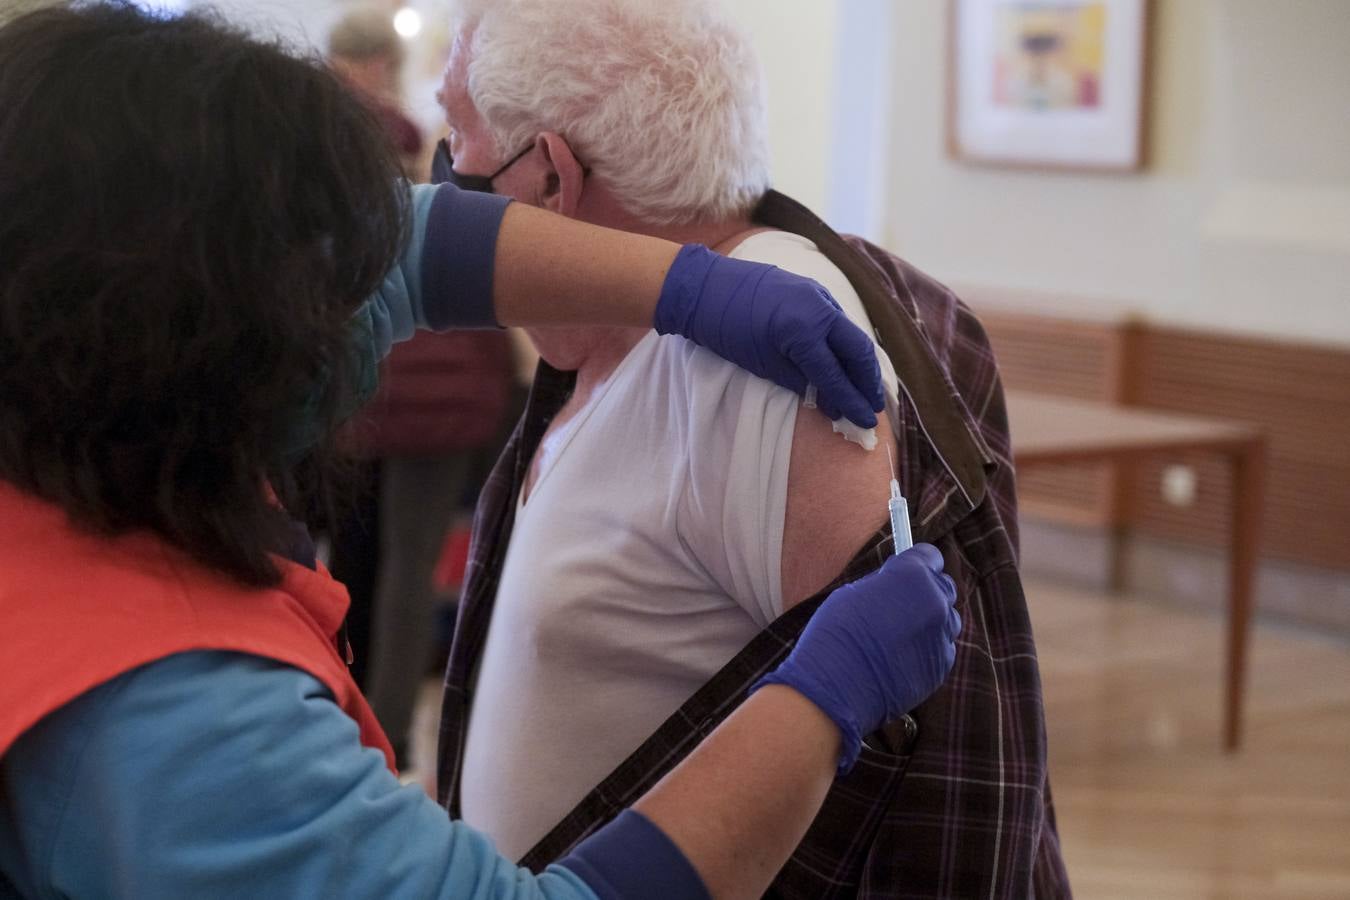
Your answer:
[885,442,912,554]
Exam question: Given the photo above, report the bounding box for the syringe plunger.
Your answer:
[889,483,913,554]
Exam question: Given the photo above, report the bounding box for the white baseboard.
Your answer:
[1019,518,1350,639]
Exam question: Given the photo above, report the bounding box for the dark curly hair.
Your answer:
[0,2,407,586]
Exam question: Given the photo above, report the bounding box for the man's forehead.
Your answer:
[436,36,471,110]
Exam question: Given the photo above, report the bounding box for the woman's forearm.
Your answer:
[632,685,840,900]
[381,182,887,430]
[491,202,680,328]
[585,546,960,898]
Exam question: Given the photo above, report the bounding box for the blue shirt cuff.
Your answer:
[421,183,511,330]
[557,810,711,900]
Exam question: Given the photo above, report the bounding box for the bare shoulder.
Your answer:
[781,406,894,608]
[738,229,896,609]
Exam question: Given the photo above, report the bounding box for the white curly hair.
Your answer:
[451,0,771,225]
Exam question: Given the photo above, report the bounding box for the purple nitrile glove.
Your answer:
[753,544,961,774]
[654,244,885,429]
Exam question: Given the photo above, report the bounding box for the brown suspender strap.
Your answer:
[518,532,906,874]
[752,190,991,511]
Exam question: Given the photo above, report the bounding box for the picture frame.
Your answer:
[947,0,1152,172]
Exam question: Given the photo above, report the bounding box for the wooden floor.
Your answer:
[1029,578,1350,899]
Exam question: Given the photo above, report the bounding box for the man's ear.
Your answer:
[536,132,585,218]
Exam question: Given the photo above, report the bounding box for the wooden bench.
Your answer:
[1007,390,1267,751]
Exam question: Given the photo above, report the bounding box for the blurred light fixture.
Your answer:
[135,0,187,14]
[393,7,423,39]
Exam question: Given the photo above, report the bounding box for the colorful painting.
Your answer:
[993,3,1106,111]
[949,0,1150,170]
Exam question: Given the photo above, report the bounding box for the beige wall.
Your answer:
[723,0,842,216]
[886,0,1350,346]
[171,0,1350,349]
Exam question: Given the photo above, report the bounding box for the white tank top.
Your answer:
[459,232,899,860]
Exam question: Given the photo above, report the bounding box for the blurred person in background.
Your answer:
[0,4,959,897]
[328,5,423,176]
[327,6,517,772]
[433,0,1069,896]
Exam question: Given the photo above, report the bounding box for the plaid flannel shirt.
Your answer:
[438,192,1071,898]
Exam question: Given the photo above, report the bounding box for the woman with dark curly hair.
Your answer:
[0,4,960,898]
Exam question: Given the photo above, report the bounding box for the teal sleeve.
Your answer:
[0,652,597,900]
[274,182,511,461]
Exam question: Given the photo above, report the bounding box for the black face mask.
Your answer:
[431,139,533,193]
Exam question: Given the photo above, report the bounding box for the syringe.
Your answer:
[886,444,912,554]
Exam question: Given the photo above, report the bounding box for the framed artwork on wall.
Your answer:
[947,0,1151,171]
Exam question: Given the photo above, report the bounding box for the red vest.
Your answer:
[0,482,395,771]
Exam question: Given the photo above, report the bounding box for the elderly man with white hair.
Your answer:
[434,1,1071,897]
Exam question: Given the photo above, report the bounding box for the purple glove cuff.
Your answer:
[653,244,717,338]
[752,663,863,775]
[421,183,512,330]
[557,810,711,900]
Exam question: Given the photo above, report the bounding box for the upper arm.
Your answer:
[8,652,594,900]
[780,407,893,608]
[676,352,891,623]
[721,233,895,611]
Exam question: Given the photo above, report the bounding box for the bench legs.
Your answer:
[1225,438,1266,752]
